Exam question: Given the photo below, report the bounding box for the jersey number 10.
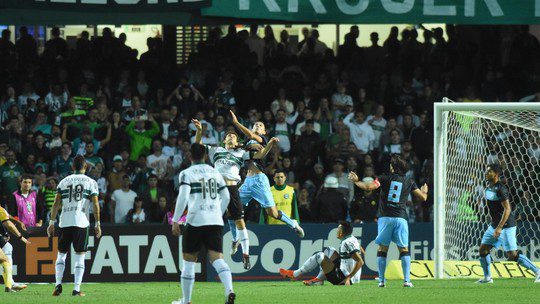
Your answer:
[199,178,218,199]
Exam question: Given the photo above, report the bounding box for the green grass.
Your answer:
[4,279,540,303]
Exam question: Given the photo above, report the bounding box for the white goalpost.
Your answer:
[434,99,540,279]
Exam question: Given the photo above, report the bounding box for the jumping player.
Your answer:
[48,155,102,297]
[476,163,540,283]
[349,154,428,287]
[279,221,363,285]
[193,118,252,269]
[229,110,304,238]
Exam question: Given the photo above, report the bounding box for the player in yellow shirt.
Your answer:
[261,170,299,225]
[0,206,30,292]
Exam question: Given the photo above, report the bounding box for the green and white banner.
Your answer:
[0,0,210,11]
[203,0,540,24]
[0,0,211,24]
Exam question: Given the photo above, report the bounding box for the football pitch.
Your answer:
[4,279,539,304]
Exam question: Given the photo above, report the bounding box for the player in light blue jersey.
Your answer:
[230,110,304,238]
[476,164,540,284]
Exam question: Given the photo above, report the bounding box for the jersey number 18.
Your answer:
[67,184,84,202]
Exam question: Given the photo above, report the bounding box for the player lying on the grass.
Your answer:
[349,154,428,288]
[229,110,304,238]
[171,143,235,304]
[0,205,30,292]
[279,221,363,285]
[48,155,102,297]
[193,119,252,269]
[476,163,540,284]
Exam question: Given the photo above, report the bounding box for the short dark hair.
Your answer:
[390,154,409,175]
[73,155,86,171]
[20,174,33,182]
[225,130,239,140]
[487,163,502,175]
[339,221,353,236]
[190,143,206,162]
[148,174,158,180]
[274,170,286,176]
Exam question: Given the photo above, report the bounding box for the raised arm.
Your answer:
[192,119,203,144]
[411,183,429,202]
[252,137,279,159]
[343,112,355,127]
[230,110,263,143]
[348,172,380,191]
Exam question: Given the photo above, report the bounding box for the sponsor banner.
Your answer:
[0,0,210,12]
[6,223,539,282]
[203,0,540,24]
[8,225,206,282]
[386,260,540,279]
[208,223,435,281]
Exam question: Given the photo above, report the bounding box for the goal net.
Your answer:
[434,100,540,278]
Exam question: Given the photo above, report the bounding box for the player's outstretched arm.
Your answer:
[229,110,263,143]
[348,172,380,191]
[8,214,26,231]
[412,183,429,202]
[252,137,279,159]
[192,119,203,144]
[2,220,30,244]
[47,193,62,238]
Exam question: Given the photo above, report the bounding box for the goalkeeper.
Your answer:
[476,164,540,283]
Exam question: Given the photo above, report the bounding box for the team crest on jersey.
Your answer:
[284,194,290,199]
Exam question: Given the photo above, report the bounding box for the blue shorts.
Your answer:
[239,173,275,209]
[481,226,517,252]
[375,217,409,248]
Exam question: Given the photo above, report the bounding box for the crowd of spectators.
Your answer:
[0,24,538,226]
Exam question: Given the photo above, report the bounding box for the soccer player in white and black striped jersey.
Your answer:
[193,118,252,269]
[47,155,101,297]
[171,143,235,304]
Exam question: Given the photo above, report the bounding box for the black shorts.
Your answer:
[325,257,346,285]
[227,185,244,220]
[182,224,223,254]
[58,226,89,253]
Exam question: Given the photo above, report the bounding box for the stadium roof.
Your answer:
[0,0,538,25]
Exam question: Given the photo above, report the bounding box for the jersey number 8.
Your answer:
[387,181,403,203]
